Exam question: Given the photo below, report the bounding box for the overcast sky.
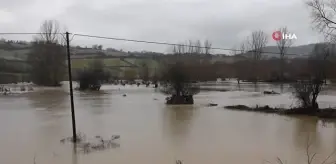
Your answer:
[0,0,326,53]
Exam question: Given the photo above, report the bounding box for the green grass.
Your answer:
[71,59,122,69]
[71,58,159,70]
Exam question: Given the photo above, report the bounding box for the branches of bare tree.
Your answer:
[243,30,268,82]
[306,0,336,42]
[274,135,336,164]
[194,40,202,54]
[187,40,194,54]
[35,20,67,44]
[247,30,268,61]
[204,40,212,55]
[277,27,294,57]
[310,43,334,83]
[172,42,187,55]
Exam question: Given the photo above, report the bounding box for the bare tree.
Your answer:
[247,30,268,61]
[306,0,336,42]
[37,20,64,44]
[172,42,187,55]
[194,40,202,54]
[172,39,211,56]
[28,20,67,86]
[246,30,268,82]
[276,27,294,81]
[185,40,202,54]
[292,80,322,110]
[310,43,335,83]
[173,40,204,55]
[204,40,212,55]
[292,43,332,110]
[187,40,194,54]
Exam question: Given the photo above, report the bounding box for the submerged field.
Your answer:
[1,83,336,164]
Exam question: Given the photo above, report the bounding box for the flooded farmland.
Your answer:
[1,82,336,164]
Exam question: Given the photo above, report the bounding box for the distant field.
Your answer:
[71,58,122,69]
[71,58,159,70]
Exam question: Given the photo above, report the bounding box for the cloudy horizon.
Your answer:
[0,0,326,54]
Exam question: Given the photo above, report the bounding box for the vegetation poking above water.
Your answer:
[224,105,336,119]
[76,60,111,91]
[160,61,200,105]
[60,132,120,154]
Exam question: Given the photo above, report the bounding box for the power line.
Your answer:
[73,33,232,51]
[0,32,65,35]
[73,33,309,56]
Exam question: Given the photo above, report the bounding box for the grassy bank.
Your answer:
[224,105,336,119]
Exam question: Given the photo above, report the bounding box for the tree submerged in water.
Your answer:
[291,43,332,112]
[160,62,200,104]
[28,20,66,86]
[76,60,111,91]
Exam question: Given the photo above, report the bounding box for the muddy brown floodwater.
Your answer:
[1,82,336,164]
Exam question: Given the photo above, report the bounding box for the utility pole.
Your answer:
[66,32,77,143]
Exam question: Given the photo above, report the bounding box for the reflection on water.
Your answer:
[77,90,113,115]
[292,116,319,150]
[25,89,68,111]
[280,83,284,93]
[1,84,336,164]
[162,105,196,147]
[72,145,78,164]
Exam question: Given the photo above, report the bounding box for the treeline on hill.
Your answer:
[150,56,336,83]
[2,50,336,85]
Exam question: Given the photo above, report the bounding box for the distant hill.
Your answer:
[0,41,30,60]
[242,43,334,59]
[261,44,318,59]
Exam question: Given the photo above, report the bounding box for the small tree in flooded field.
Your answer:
[160,62,200,104]
[292,79,323,110]
[77,60,111,91]
[291,43,333,111]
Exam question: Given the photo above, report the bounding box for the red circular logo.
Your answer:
[272,31,282,41]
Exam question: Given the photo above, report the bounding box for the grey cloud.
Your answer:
[0,0,34,10]
[0,0,325,53]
